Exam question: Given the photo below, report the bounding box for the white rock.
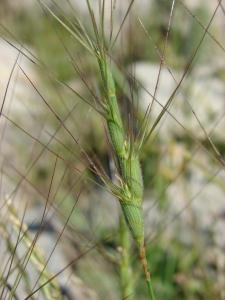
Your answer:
[133,62,225,142]
[0,39,39,118]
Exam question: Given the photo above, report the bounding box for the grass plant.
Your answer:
[0,0,225,299]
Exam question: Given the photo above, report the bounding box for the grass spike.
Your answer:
[97,54,155,299]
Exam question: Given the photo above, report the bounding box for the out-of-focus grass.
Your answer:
[8,10,77,82]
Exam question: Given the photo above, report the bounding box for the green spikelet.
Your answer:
[108,119,125,157]
[120,151,144,200]
[121,202,144,246]
[120,151,144,245]
[98,57,125,157]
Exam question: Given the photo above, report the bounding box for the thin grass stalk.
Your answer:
[4,236,35,299]
[6,201,63,300]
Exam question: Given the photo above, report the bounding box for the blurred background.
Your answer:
[0,1,225,299]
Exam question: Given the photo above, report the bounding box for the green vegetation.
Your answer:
[0,1,224,299]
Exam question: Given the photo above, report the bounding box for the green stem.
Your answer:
[119,215,134,300]
[139,242,156,300]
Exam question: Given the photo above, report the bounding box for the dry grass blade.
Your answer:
[4,201,62,300]
[138,0,176,150]
[38,0,94,54]
[111,0,135,48]
[143,0,222,143]
[0,49,21,116]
